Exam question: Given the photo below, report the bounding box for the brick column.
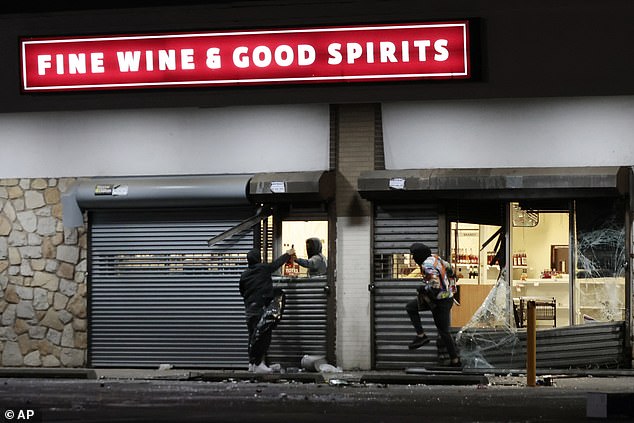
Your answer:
[333,104,381,370]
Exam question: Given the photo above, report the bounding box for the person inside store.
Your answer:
[294,237,328,277]
[405,242,462,367]
[239,246,295,373]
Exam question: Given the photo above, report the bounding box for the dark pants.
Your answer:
[245,290,285,366]
[405,296,459,360]
[245,303,271,366]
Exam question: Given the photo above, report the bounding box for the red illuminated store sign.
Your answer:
[21,21,470,92]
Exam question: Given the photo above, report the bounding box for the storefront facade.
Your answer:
[1,0,633,370]
[359,166,632,368]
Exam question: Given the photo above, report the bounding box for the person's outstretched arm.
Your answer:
[268,250,293,272]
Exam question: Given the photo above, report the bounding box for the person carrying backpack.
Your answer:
[405,242,462,367]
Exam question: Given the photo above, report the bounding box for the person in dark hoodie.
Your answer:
[405,242,462,367]
[294,237,327,277]
[240,246,294,373]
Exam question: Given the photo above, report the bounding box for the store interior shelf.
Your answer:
[513,279,568,285]
[486,265,528,269]
[513,278,624,286]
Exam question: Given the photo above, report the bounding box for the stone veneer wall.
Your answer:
[0,178,87,367]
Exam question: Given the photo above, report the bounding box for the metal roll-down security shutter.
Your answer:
[267,277,329,368]
[89,208,255,368]
[372,203,441,370]
[248,173,334,367]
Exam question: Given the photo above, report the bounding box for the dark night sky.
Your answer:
[0,1,242,14]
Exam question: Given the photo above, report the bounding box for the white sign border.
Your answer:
[21,22,470,91]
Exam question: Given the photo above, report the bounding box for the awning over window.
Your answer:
[358,167,632,201]
[62,174,253,227]
[61,171,334,227]
[74,174,253,209]
[248,170,334,203]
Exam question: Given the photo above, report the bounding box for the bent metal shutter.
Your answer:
[89,207,255,368]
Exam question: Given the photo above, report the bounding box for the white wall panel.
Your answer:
[0,104,329,178]
[383,96,634,170]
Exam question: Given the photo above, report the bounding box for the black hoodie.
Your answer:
[239,249,290,307]
[296,237,327,277]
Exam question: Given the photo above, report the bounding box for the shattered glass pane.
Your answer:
[456,269,522,369]
[574,199,626,325]
[575,224,626,324]
[454,198,627,369]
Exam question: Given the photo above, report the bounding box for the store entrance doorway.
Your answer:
[510,203,570,328]
[450,202,567,328]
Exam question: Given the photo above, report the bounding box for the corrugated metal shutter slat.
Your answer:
[90,208,330,369]
[372,204,441,369]
[268,279,329,366]
[90,208,255,369]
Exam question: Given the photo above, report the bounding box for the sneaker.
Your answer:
[254,362,273,374]
[248,363,255,372]
[408,334,430,350]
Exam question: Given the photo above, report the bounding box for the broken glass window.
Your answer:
[456,269,523,369]
[574,199,626,324]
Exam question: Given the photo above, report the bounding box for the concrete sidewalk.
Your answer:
[2,367,634,422]
[3,366,634,389]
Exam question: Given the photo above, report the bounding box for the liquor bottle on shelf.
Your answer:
[467,265,480,280]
